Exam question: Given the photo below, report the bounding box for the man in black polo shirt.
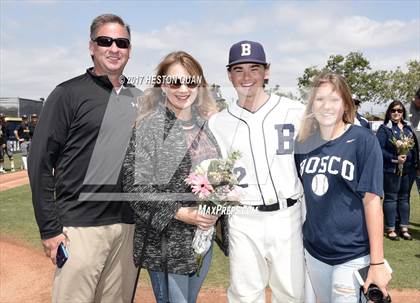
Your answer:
[28,14,141,303]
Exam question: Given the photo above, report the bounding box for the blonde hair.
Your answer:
[298,73,355,142]
[136,51,218,124]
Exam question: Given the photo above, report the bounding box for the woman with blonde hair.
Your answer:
[295,73,391,302]
[122,51,221,303]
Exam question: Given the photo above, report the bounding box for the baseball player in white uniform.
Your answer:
[209,40,306,302]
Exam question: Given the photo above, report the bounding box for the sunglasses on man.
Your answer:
[390,108,403,114]
[92,36,130,49]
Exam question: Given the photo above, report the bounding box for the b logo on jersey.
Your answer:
[275,124,295,155]
[241,43,251,56]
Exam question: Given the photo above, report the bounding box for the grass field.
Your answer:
[2,152,24,172]
[0,185,419,289]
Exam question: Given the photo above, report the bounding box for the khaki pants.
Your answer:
[52,224,138,303]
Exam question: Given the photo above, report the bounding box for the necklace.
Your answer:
[180,119,195,130]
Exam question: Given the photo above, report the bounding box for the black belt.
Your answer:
[256,198,297,212]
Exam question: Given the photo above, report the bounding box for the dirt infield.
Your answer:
[1,171,419,302]
[0,172,225,302]
[0,240,227,303]
[1,239,419,303]
[0,170,29,192]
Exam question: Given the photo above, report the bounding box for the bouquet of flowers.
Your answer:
[185,150,242,275]
[390,133,415,176]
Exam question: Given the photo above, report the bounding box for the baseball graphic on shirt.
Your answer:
[311,174,329,196]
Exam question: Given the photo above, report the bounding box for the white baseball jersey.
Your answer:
[209,94,305,208]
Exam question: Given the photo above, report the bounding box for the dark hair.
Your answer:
[384,100,406,124]
[89,14,130,62]
[415,87,420,99]
[227,63,269,72]
[90,14,130,40]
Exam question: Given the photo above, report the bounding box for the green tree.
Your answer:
[384,60,420,102]
[297,52,420,104]
[298,52,373,101]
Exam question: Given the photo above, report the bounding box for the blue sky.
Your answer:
[1,0,419,112]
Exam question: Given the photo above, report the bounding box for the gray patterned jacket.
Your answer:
[122,103,223,274]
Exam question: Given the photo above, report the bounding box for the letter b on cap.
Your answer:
[241,43,251,56]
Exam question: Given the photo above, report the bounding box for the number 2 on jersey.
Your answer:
[233,167,248,188]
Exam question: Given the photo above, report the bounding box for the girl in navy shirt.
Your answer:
[376,101,418,241]
[295,73,391,302]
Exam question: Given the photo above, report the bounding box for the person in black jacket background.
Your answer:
[376,100,419,241]
[0,113,5,173]
[353,96,371,130]
[409,87,420,193]
[28,14,141,303]
[14,115,31,170]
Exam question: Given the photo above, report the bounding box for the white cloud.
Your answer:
[325,17,417,50]
[0,41,90,99]
[208,16,258,35]
[268,4,419,91]
[132,31,169,51]
[1,2,418,102]
[277,41,309,53]
[273,3,337,30]
[275,9,419,53]
[370,50,420,71]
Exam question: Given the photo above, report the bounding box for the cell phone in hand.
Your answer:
[56,242,68,268]
[354,259,392,286]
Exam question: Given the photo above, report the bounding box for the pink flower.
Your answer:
[185,173,201,185]
[185,173,214,199]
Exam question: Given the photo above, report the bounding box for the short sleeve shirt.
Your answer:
[295,125,383,265]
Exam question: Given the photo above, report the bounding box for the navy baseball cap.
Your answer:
[227,40,268,68]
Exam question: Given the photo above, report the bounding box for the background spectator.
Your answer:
[376,100,418,241]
